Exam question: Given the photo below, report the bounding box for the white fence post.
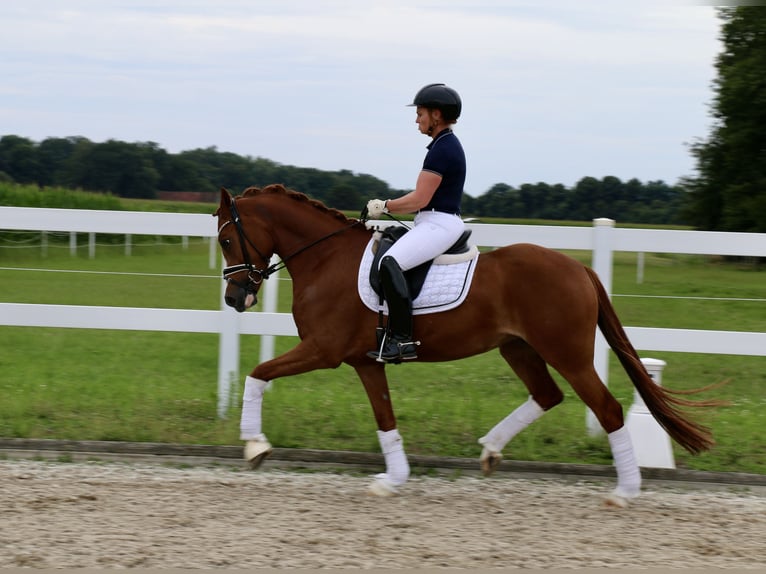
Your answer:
[208,237,217,270]
[259,269,280,364]
[587,217,615,436]
[217,277,241,419]
[625,358,675,468]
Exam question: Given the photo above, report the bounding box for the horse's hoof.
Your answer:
[479,448,502,476]
[603,493,629,508]
[244,439,273,470]
[603,486,639,508]
[367,474,399,497]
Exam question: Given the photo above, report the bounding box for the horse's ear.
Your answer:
[220,187,233,208]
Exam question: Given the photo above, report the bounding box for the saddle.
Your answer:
[368,226,473,300]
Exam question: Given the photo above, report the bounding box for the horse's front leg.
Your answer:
[354,362,410,497]
[240,340,337,469]
[240,376,273,469]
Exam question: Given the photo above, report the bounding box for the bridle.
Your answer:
[218,198,277,293]
[218,196,361,292]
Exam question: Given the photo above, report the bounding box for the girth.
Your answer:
[368,227,473,300]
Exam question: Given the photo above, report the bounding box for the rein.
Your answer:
[220,197,361,289]
[360,204,412,231]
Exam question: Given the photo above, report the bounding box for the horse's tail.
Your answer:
[584,267,722,454]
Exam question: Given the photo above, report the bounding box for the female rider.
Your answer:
[366,83,466,363]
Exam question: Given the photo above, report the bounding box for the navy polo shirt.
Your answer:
[421,128,466,214]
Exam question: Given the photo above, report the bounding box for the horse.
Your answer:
[214,183,719,507]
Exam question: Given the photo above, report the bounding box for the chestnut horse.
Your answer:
[215,184,716,507]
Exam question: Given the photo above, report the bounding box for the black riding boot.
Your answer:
[367,256,419,363]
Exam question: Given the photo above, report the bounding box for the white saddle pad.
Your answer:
[357,238,479,316]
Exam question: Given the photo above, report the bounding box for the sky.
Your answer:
[0,1,723,197]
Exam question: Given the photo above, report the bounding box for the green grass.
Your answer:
[0,237,764,475]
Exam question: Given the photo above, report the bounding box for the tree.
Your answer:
[684,7,766,232]
[325,182,360,210]
[37,137,80,186]
[537,183,570,220]
[61,139,159,198]
[0,135,41,184]
[145,145,207,192]
[569,177,602,220]
[474,183,520,218]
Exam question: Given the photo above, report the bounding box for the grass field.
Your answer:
[0,232,764,475]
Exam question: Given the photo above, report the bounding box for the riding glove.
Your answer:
[366,199,389,218]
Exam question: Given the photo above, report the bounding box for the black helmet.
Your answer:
[409,83,462,121]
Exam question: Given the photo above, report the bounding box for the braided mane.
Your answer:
[241,184,354,224]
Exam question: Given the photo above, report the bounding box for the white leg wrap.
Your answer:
[608,425,642,500]
[239,376,270,441]
[478,396,545,453]
[369,429,410,496]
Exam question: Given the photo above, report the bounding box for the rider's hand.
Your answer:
[366,199,389,218]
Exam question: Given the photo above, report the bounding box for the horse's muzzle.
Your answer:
[225,286,257,313]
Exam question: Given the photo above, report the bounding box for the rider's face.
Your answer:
[415,106,439,136]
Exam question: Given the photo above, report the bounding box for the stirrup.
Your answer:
[368,337,420,363]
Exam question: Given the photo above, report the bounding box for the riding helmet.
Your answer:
[409,83,462,122]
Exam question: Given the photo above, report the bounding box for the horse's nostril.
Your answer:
[224,296,237,308]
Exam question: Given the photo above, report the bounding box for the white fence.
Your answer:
[1,206,765,424]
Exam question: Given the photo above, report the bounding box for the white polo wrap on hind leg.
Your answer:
[240,376,270,441]
[376,429,410,487]
[478,396,545,453]
[608,425,642,499]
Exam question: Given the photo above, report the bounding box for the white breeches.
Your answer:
[382,210,465,271]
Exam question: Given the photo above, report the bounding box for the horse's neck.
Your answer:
[266,203,366,277]
[268,206,337,254]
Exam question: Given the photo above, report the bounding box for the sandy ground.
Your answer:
[0,459,764,570]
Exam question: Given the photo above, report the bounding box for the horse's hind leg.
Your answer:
[551,356,641,506]
[479,339,564,476]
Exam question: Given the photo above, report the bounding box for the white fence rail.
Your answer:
[1,206,764,423]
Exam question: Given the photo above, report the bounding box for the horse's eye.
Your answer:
[220,239,231,249]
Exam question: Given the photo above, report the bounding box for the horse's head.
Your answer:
[215,188,274,312]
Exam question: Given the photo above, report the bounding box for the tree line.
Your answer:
[0,133,690,225]
[0,135,393,208]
